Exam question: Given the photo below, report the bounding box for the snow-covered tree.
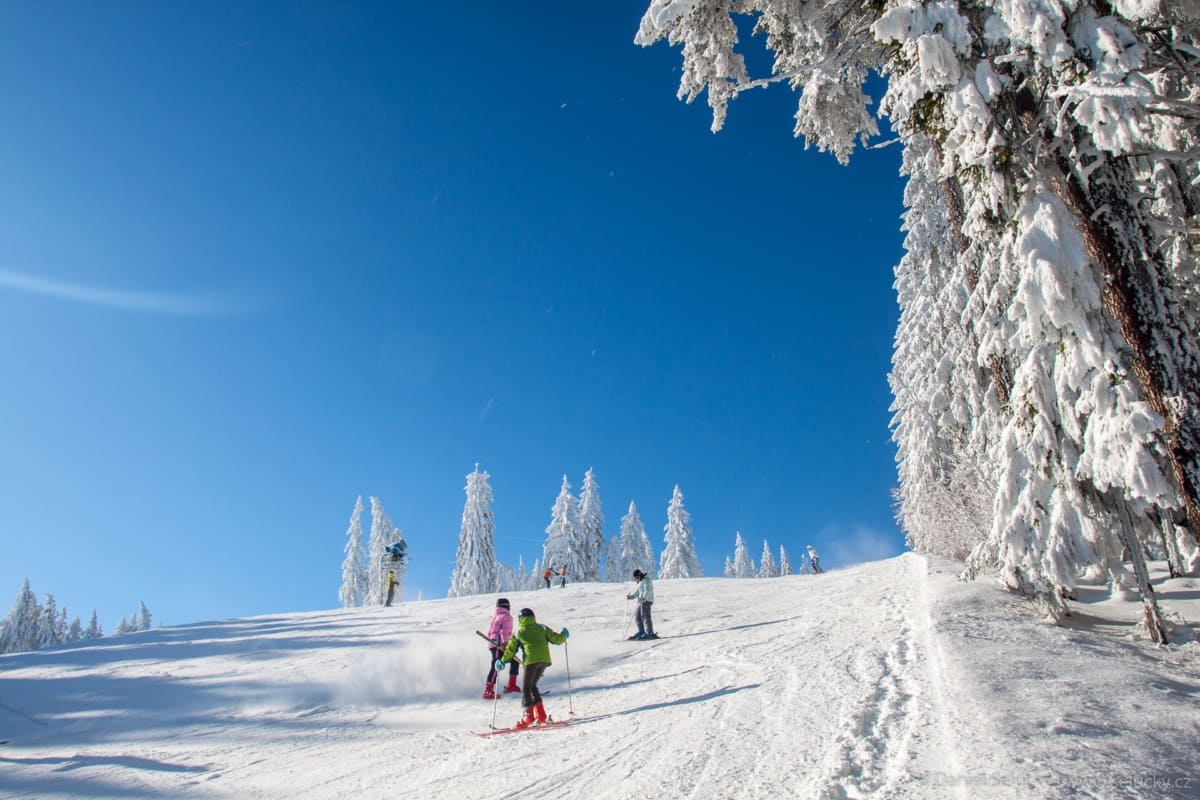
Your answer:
[660,485,703,579]
[0,579,39,654]
[67,616,83,643]
[136,601,152,632]
[731,532,756,579]
[603,535,623,582]
[578,468,606,582]
[36,594,60,649]
[366,497,404,606]
[114,616,131,636]
[723,555,735,578]
[759,541,778,578]
[84,609,103,640]
[542,475,584,581]
[619,501,655,578]
[338,496,367,608]
[779,546,793,576]
[637,0,1200,640]
[449,465,499,597]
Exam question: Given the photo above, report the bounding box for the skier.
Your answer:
[626,568,657,640]
[558,565,568,588]
[807,545,823,574]
[384,570,398,607]
[482,598,519,699]
[495,608,568,729]
[542,567,553,589]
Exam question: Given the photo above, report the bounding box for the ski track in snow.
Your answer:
[2,554,1199,799]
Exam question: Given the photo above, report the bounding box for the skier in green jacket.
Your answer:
[496,607,568,729]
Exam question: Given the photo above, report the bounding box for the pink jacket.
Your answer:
[486,607,513,647]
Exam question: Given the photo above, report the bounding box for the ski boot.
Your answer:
[514,706,536,730]
[533,701,548,724]
[483,681,496,700]
[504,674,520,693]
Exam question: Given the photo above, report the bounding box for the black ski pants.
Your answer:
[487,646,519,683]
[521,661,549,708]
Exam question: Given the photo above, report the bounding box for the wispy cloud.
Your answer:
[0,267,252,316]
[479,397,494,421]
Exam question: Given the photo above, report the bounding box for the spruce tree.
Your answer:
[759,541,778,578]
[578,468,606,582]
[542,475,582,581]
[84,609,103,640]
[619,501,655,578]
[449,465,499,597]
[779,546,793,576]
[338,496,367,608]
[604,535,623,582]
[637,0,1200,638]
[732,532,756,579]
[660,485,703,579]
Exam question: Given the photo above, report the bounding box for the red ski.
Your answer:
[473,720,570,738]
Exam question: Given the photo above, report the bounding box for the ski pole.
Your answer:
[563,641,575,716]
[620,595,632,640]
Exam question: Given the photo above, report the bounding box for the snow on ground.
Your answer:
[2,553,1199,799]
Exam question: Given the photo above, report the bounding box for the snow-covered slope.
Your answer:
[2,554,1198,799]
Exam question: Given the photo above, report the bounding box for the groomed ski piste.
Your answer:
[2,553,1199,799]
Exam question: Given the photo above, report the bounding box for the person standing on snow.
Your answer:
[543,567,553,589]
[496,608,568,729]
[626,569,658,640]
[807,545,823,574]
[384,570,398,607]
[558,565,568,588]
[482,598,520,699]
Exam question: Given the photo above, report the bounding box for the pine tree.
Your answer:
[338,496,367,608]
[779,546,793,576]
[723,555,734,578]
[0,580,40,654]
[603,535,623,582]
[84,609,103,639]
[67,616,83,643]
[578,468,606,582]
[660,485,703,579]
[732,532,755,579]
[115,616,131,636]
[759,541,778,578]
[449,465,499,597]
[619,501,655,578]
[542,475,582,581]
[137,601,152,632]
[36,594,60,649]
[637,0,1200,639]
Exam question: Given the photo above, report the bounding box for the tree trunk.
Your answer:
[1116,500,1170,644]
[1047,153,1200,545]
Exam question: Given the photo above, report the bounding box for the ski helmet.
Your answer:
[497,598,510,609]
[519,608,535,618]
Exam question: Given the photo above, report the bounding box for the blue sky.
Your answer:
[0,2,907,629]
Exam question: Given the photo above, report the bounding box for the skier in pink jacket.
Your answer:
[483,598,520,698]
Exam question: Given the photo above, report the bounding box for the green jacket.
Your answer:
[501,615,565,666]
